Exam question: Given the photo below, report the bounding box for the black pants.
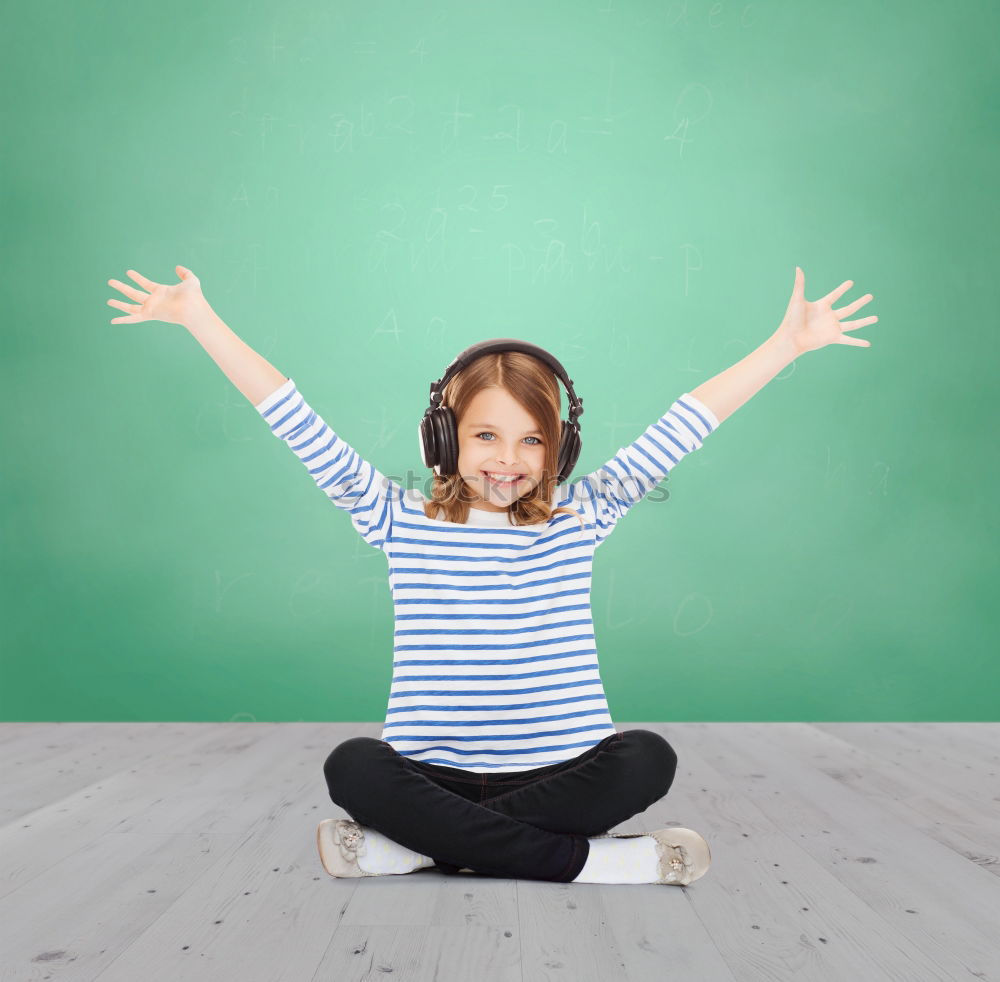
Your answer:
[322,729,678,883]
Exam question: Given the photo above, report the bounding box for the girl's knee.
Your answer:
[626,729,678,795]
[323,736,384,793]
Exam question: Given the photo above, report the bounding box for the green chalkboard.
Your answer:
[2,0,996,722]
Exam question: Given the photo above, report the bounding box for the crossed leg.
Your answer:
[322,730,677,882]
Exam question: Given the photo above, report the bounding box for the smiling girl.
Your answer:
[107,264,876,886]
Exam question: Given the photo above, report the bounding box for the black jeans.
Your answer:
[322,729,678,883]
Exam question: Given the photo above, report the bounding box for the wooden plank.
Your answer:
[85,779,359,982]
[0,722,229,823]
[0,723,323,899]
[812,722,1000,786]
[792,724,1000,877]
[685,722,1000,981]
[2,724,358,981]
[0,828,242,981]
[6,722,996,982]
[0,722,119,761]
[313,923,521,982]
[0,722,108,750]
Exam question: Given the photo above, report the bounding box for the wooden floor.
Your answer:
[1,722,998,982]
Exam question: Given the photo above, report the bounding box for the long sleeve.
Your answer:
[571,392,719,548]
[254,377,396,552]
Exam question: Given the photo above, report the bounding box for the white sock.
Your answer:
[571,835,661,884]
[352,825,436,876]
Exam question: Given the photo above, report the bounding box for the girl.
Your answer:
[107,264,876,886]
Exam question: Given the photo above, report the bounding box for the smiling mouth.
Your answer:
[482,470,524,486]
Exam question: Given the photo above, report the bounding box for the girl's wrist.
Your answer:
[766,328,804,365]
[181,295,215,334]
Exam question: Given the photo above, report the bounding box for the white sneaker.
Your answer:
[593,827,712,886]
[317,819,473,877]
[316,819,380,878]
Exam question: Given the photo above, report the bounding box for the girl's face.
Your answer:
[456,386,547,512]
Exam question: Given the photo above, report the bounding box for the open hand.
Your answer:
[107,265,205,327]
[775,267,878,356]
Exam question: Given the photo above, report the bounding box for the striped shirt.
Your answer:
[255,377,719,772]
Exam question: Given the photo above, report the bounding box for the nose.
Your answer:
[494,444,521,466]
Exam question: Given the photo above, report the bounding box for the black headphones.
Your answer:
[418,338,585,485]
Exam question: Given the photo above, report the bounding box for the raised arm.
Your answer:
[107,265,395,551]
[107,264,288,405]
[184,300,288,406]
[691,267,877,424]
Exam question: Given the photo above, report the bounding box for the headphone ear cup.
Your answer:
[418,414,436,470]
[556,421,581,484]
[425,406,458,477]
[438,406,458,476]
[420,410,448,473]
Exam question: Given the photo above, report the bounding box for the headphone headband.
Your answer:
[428,338,584,424]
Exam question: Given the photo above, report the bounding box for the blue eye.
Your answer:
[476,432,542,445]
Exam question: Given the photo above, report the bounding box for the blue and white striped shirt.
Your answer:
[255,377,719,772]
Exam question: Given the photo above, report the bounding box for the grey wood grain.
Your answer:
[1,722,997,982]
[684,722,999,981]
